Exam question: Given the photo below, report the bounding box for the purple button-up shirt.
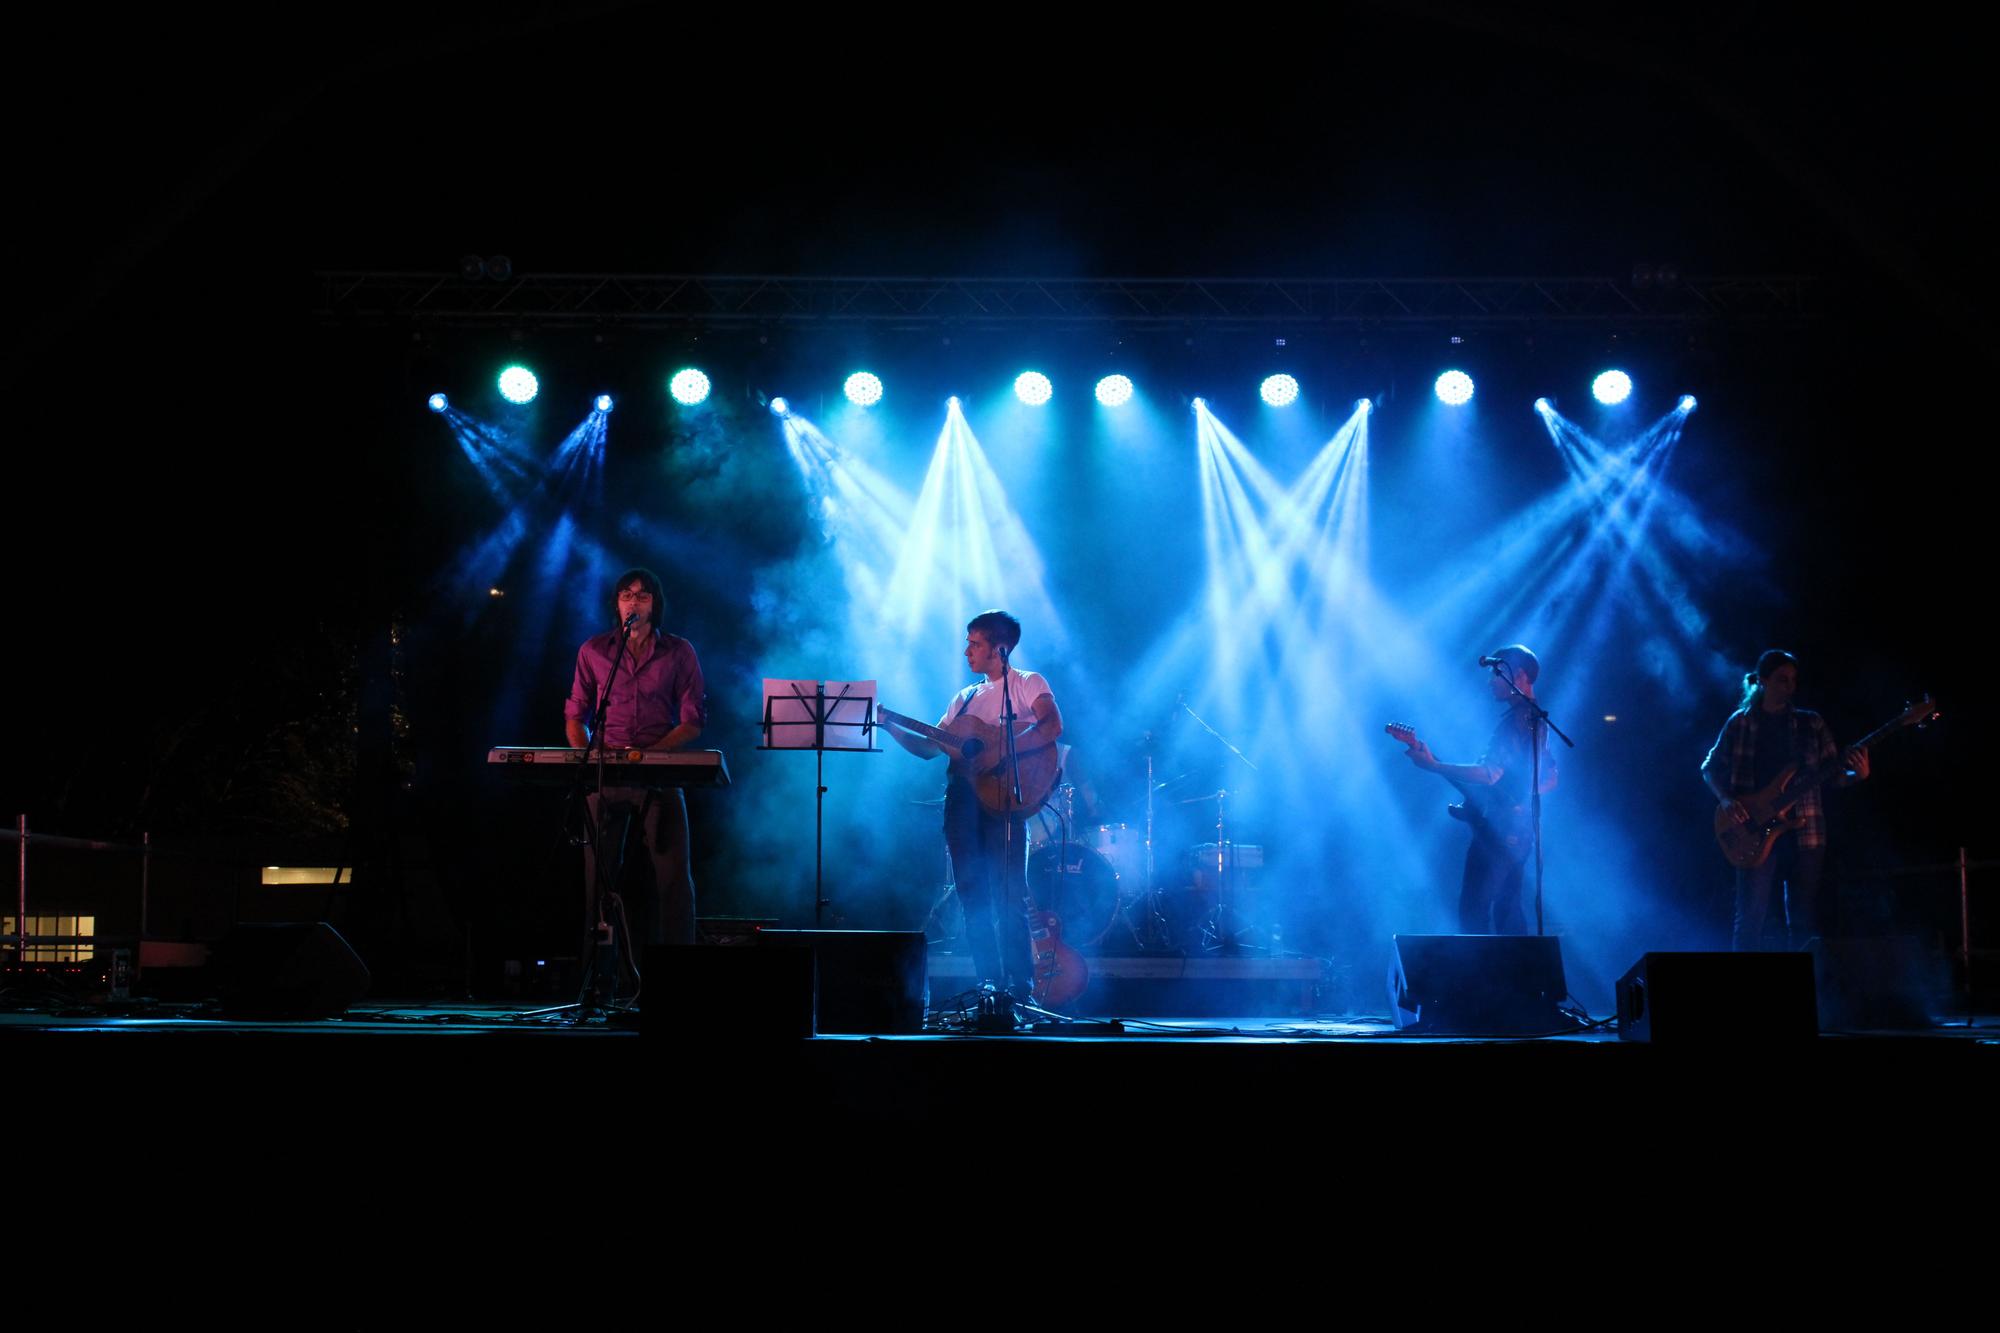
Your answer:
[564,629,707,749]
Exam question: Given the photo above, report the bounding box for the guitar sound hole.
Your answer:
[961,738,984,760]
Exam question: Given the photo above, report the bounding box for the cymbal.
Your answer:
[1177,788,1231,805]
[908,797,946,808]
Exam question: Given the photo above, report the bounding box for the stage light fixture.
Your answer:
[844,372,884,407]
[1095,374,1134,407]
[427,393,448,413]
[947,396,962,411]
[669,368,711,406]
[1260,373,1299,407]
[497,366,539,404]
[1534,397,1552,414]
[1014,371,1053,406]
[769,396,790,417]
[1679,394,1698,412]
[595,394,614,412]
[1592,370,1633,405]
[1434,370,1475,406]
[1358,398,1373,414]
[1191,397,1207,412]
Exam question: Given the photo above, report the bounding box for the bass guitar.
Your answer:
[1713,695,1938,869]
[877,705,1062,816]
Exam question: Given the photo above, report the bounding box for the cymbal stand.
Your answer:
[1197,788,1262,955]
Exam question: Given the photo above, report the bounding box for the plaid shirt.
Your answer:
[1700,706,1841,850]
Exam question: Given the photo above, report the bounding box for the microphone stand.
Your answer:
[576,615,639,1013]
[1486,661,1573,937]
[998,645,1026,1015]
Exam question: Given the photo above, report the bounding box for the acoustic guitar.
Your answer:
[877,705,1062,816]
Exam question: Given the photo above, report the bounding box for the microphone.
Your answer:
[622,611,641,630]
[1478,655,1505,668]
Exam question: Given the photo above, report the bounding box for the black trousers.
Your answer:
[1458,832,1530,935]
[1732,835,1824,951]
[942,781,1034,994]
[583,786,696,948]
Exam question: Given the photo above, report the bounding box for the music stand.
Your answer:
[759,679,879,928]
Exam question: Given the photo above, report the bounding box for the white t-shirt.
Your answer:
[941,668,1053,728]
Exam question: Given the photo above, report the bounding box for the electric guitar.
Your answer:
[1384,722,1532,851]
[1713,695,1938,869]
[1026,877,1089,1008]
[877,706,1062,816]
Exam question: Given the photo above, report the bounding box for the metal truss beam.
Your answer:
[316,272,1825,332]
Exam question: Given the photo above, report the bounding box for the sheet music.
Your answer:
[761,679,878,751]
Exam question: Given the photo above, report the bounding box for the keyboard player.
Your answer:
[563,567,708,950]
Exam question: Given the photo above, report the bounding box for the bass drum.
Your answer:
[1027,844,1123,954]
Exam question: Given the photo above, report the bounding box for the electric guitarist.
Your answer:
[1701,649,1870,951]
[881,610,1069,1005]
[1390,645,1557,935]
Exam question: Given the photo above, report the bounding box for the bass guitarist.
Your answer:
[1397,645,1557,934]
[1701,649,1869,951]
[883,610,1064,1002]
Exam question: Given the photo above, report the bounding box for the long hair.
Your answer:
[1739,648,1797,710]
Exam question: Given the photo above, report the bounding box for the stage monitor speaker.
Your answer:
[644,943,815,1039]
[755,930,927,1034]
[1809,936,1945,1031]
[213,922,370,1019]
[1389,934,1571,1035]
[1615,951,1817,1042]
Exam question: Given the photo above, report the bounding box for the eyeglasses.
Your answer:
[617,590,655,602]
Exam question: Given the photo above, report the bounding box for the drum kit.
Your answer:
[924,702,1273,957]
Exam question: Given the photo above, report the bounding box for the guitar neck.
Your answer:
[879,707,967,755]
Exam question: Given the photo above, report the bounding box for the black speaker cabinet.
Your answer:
[1615,951,1818,1042]
[1389,934,1570,1035]
[213,922,371,1019]
[1809,936,1945,1031]
[755,930,927,1034]
[645,943,816,1038]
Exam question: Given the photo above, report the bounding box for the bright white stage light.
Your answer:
[1357,398,1373,414]
[845,372,883,407]
[1260,374,1299,407]
[1593,370,1633,405]
[1434,370,1475,406]
[497,366,539,404]
[1014,371,1053,406]
[669,368,711,406]
[1191,397,1207,412]
[1095,374,1134,407]
[595,394,614,412]
[1534,397,1552,414]
[427,393,448,413]
[1679,394,1698,412]
[769,396,790,417]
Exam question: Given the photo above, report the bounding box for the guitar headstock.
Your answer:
[1384,721,1419,745]
[1900,694,1940,730]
